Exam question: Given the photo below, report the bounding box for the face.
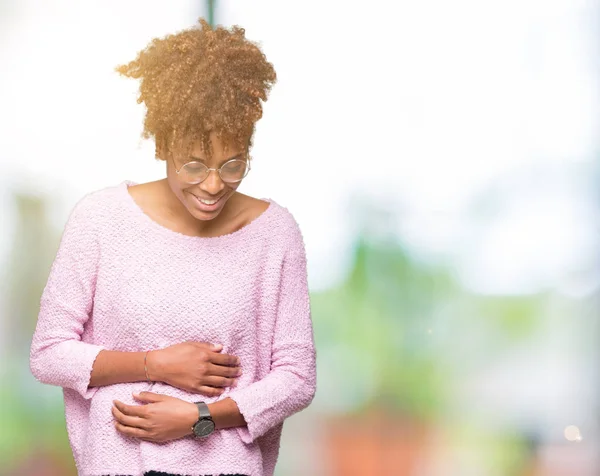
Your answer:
[166,131,248,222]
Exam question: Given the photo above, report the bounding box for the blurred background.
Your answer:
[1,0,599,474]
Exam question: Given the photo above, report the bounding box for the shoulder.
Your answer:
[65,181,127,231]
[235,192,300,230]
[234,193,271,226]
[256,197,307,255]
[72,181,124,209]
[124,180,155,205]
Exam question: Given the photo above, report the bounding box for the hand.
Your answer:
[112,392,198,443]
[147,341,241,397]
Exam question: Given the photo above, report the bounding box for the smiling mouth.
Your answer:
[190,193,226,209]
[195,195,222,205]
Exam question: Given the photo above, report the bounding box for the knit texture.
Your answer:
[29,180,317,476]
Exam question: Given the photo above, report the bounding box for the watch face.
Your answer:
[193,419,215,438]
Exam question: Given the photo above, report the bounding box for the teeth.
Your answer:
[199,198,218,205]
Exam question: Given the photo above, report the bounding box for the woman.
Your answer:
[29,18,316,476]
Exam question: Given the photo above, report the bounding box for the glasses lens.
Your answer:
[181,162,209,184]
[220,160,249,183]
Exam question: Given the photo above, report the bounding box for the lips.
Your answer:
[190,193,225,211]
[194,195,222,204]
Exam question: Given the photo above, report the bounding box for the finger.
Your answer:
[112,404,149,429]
[132,391,164,403]
[114,421,152,440]
[195,386,225,397]
[195,342,223,352]
[208,352,240,367]
[208,362,241,378]
[203,376,237,388]
[113,400,147,418]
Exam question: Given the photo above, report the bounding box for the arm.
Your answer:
[29,194,107,399]
[111,392,247,442]
[226,224,317,443]
[91,343,240,394]
[207,398,246,429]
[88,350,149,387]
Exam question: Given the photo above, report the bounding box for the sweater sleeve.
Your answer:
[227,222,317,444]
[29,194,106,400]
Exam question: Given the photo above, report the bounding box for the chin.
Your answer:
[191,208,224,221]
[185,192,230,220]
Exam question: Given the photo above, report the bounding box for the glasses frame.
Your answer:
[172,156,251,185]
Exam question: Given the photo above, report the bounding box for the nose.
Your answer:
[199,169,225,195]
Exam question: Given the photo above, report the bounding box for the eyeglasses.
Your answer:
[173,157,251,185]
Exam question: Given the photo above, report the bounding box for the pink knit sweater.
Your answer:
[29,180,317,476]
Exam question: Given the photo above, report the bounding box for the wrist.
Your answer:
[185,402,199,435]
[206,403,218,429]
[206,399,245,430]
[191,401,216,438]
[144,349,162,382]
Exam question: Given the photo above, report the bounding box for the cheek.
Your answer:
[168,181,189,205]
[165,179,197,213]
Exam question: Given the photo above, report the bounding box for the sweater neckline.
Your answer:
[120,180,275,243]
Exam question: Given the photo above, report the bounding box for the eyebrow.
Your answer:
[189,153,245,165]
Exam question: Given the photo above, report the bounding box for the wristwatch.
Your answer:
[191,401,215,438]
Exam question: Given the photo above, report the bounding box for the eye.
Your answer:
[224,159,245,169]
[184,162,207,172]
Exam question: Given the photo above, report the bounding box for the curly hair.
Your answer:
[115,18,277,161]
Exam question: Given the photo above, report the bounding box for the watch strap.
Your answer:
[194,401,212,420]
